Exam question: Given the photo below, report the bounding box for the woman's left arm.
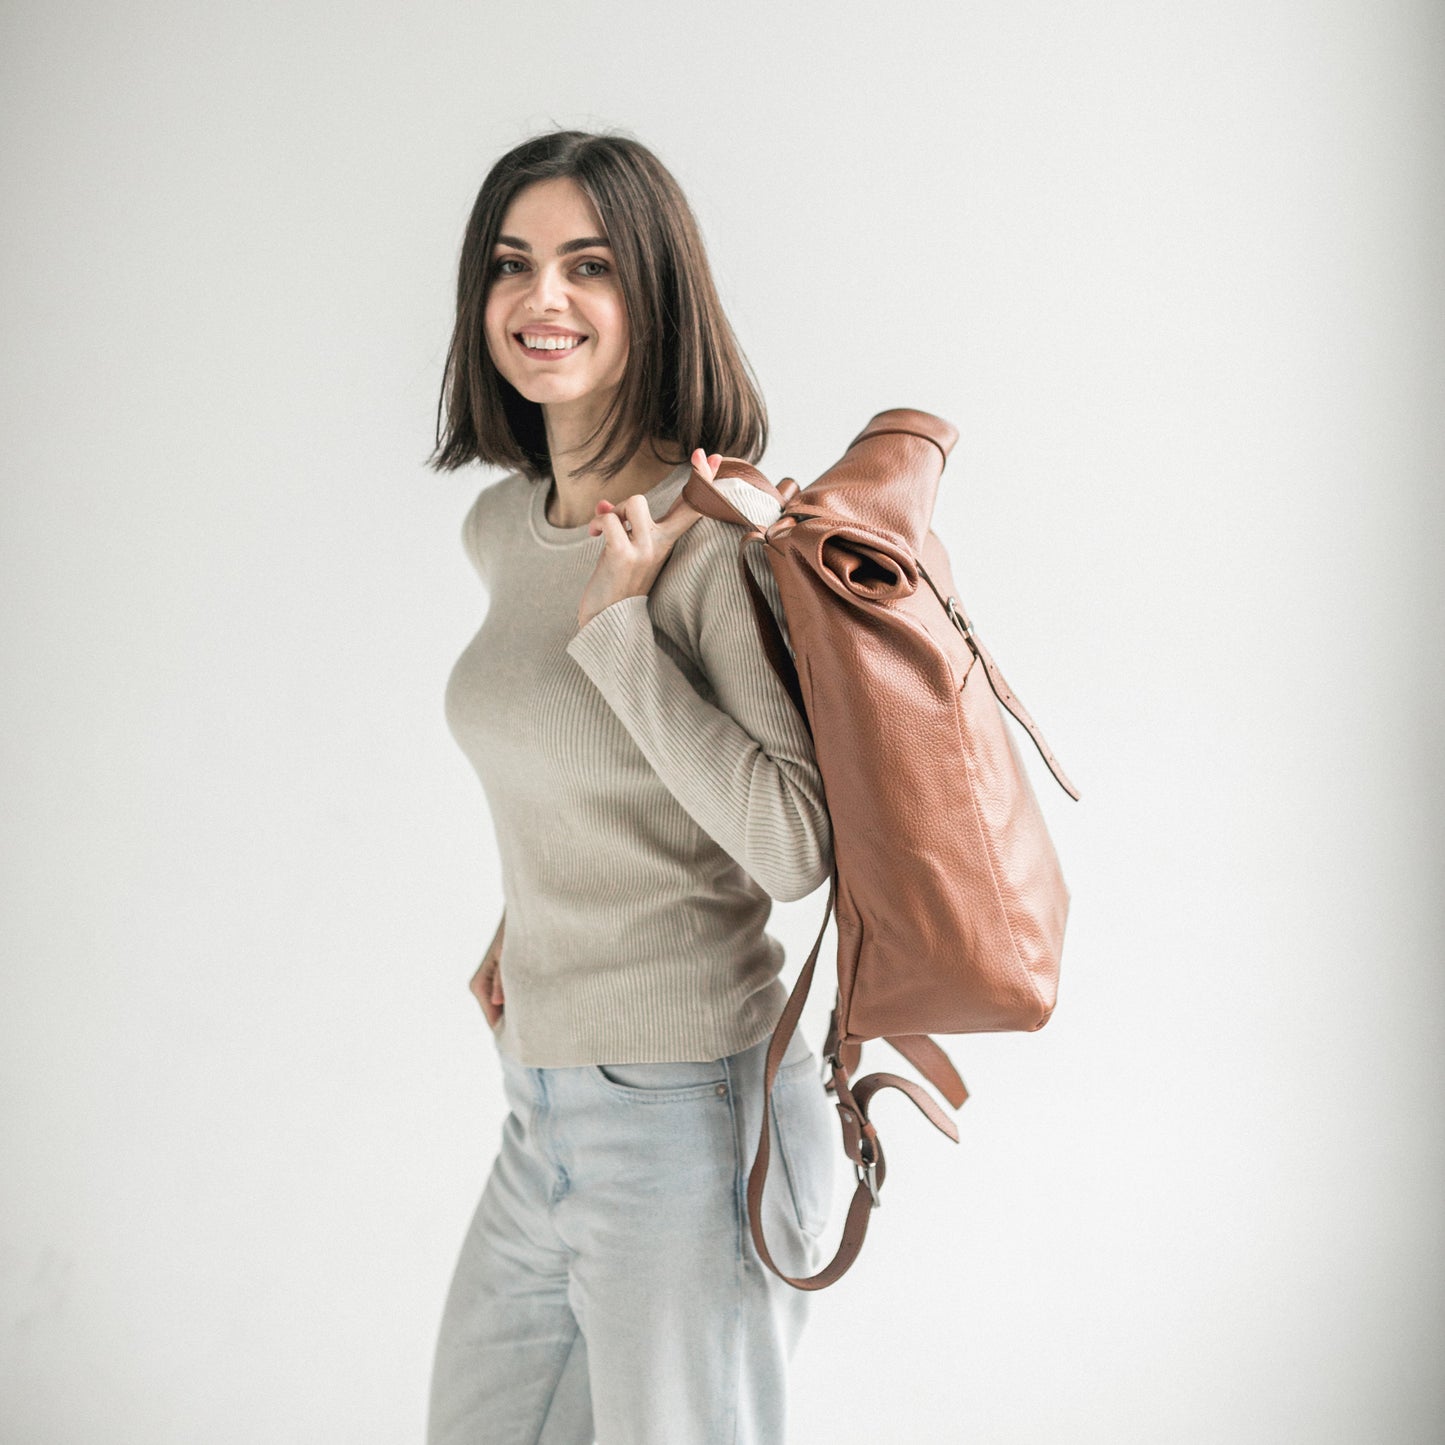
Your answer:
[565,527,832,903]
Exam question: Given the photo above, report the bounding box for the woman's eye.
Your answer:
[491,257,608,279]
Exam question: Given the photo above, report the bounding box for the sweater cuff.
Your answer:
[565,593,653,672]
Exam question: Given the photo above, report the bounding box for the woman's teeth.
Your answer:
[520,334,584,351]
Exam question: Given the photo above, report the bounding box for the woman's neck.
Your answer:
[541,398,687,527]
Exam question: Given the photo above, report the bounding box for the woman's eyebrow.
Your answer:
[494,234,612,255]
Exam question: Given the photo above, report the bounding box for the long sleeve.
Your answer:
[449,464,832,1064]
[564,524,832,903]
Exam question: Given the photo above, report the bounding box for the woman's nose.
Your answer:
[525,263,567,314]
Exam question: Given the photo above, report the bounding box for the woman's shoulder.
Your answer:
[666,468,784,572]
[664,509,750,587]
[464,467,532,530]
[657,508,782,643]
[461,469,533,577]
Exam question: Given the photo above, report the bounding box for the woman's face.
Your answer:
[483,176,630,415]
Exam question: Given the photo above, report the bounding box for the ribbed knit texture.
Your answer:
[443,460,833,1066]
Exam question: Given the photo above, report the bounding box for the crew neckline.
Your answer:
[527,461,693,549]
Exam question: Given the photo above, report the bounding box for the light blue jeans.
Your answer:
[426,1025,837,1444]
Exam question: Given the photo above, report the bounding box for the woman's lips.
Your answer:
[514,333,588,362]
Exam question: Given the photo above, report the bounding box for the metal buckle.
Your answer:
[856,1157,881,1209]
[945,595,974,642]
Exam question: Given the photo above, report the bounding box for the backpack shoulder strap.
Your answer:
[734,529,811,735]
[745,868,962,1290]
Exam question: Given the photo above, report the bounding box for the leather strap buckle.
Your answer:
[855,1157,881,1209]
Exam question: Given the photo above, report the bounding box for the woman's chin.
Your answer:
[504,372,621,409]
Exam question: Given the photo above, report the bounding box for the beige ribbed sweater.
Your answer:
[443,459,833,1066]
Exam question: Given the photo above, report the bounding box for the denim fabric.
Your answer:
[426,1025,837,1444]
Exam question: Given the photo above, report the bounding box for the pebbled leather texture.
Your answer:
[682,406,1078,1290]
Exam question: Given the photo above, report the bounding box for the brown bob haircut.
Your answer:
[429,129,768,484]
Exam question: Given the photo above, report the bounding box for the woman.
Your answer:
[426,129,838,1444]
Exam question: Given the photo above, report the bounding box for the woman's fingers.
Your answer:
[589,449,721,538]
[588,502,631,534]
[470,952,504,1026]
[591,494,671,546]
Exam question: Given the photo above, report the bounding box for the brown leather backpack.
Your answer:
[682,407,1080,1290]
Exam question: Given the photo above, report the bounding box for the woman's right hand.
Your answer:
[468,913,506,1028]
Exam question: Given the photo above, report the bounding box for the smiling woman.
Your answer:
[423,130,838,1445]
[429,132,766,498]
[477,175,643,525]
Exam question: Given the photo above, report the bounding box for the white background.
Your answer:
[2,2,1441,1441]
